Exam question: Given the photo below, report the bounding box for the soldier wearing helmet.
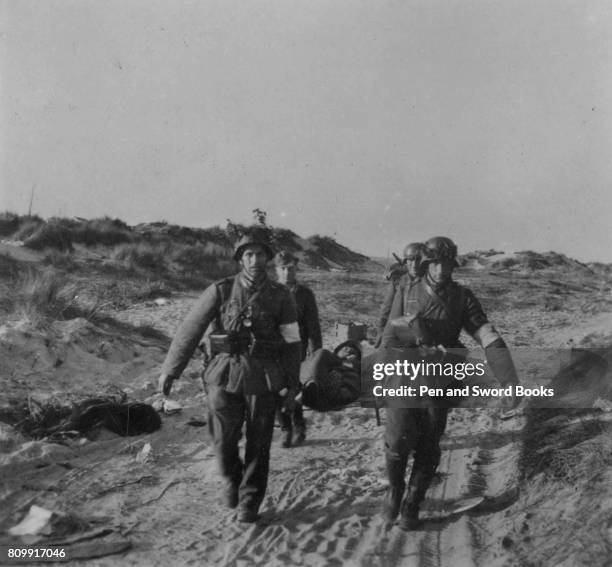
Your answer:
[378,236,519,530]
[375,242,426,348]
[274,250,322,447]
[158,228,301,524]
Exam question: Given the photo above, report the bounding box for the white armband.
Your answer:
[280,322,301,343]
[473,323,502,348]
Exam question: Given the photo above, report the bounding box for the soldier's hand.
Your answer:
[158,373,176,396]
[499,384,520,412]
[384,261,409,280]
[373,336,382,349]
[281,389,298,414]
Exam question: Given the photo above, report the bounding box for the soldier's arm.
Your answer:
[304,288,322,354]
[160,284,220,380]
[463,290,519,386]
[278,290,302,393]
[384,261,408,282]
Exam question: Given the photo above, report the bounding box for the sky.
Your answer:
[1,0,611,262]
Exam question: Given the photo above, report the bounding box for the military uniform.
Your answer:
[160,272,301,518]
[380,238,518,529]
[376,243,425,347]
[293,284,323,359]
[277,282,322,444]
[376,274,416,344]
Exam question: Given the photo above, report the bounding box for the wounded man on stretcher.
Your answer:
[300,340,362,412]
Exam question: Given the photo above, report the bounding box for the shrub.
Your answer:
[0,212,21,237]
[14,269,80,326]
[0,252,22,280]
[110,242,170,271]
[72,217,134,247]
[42,250,78,270]
[493,257,519,269]
[270,228,302,252]
[13,218,45,241]
[23,221,74,251]
[0,212,45,239]
[170,243,234,281]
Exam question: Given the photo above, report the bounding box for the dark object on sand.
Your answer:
[19,397,162,438]
[66,399,162,436]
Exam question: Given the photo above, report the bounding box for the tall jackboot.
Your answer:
[398,485,426,530]
[382,456,407,523]
[399,468,432,531]
[278,404,293,448]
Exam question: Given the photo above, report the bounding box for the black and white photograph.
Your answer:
[1,1,611,565]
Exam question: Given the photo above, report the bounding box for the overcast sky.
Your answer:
[1,0,611,262]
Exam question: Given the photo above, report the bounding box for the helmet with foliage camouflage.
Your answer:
[233,232,274,261]
[422,236,460,266]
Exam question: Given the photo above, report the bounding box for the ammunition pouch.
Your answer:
[209,332,251,356]
[208,333,282,360]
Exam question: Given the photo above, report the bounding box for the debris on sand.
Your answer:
[9,505,54,538]
[6,504,132,561]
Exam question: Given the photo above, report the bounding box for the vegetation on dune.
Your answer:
[307,234,370,265]
[1,210,609,330]
[110,241,172,271]
[516,402,612,566]
[12,269,82,327]
[12,217,46,242]
[42,249,78,270]
[0,212,39,237]
[0,255,97,327]
[70,216,133,246]
[0,252,21,280]
[2,215,134,250]
[1,210,372,274]
[23,221,74,251]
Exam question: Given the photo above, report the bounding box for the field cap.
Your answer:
[274,250,299,267]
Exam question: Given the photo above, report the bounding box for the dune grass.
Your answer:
[13,269,81,327]
[110,241,171,271]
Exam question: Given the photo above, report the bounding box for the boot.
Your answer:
[381,456,407,522]
[292,405,306,446]
[382,485,405,523]
[224,483,239,509]
[398,486,426,531]
[224,466,242,509]
[292,425,306,447]
[237,507,258,523]
[281,428,292,448]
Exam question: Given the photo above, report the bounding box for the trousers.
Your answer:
[277,403,306,435]
[207,386,277,512]
[384,407,449,496]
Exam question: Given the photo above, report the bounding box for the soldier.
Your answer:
[157,231,301,523]
[379,236,519,530]
[375,242,426,348]
[274,250,322,447]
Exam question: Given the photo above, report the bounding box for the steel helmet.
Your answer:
[233,233,274,261]
[403,242,425,261]
[422,236,459,266]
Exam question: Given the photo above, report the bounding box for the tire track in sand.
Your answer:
[204,408,523,567]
